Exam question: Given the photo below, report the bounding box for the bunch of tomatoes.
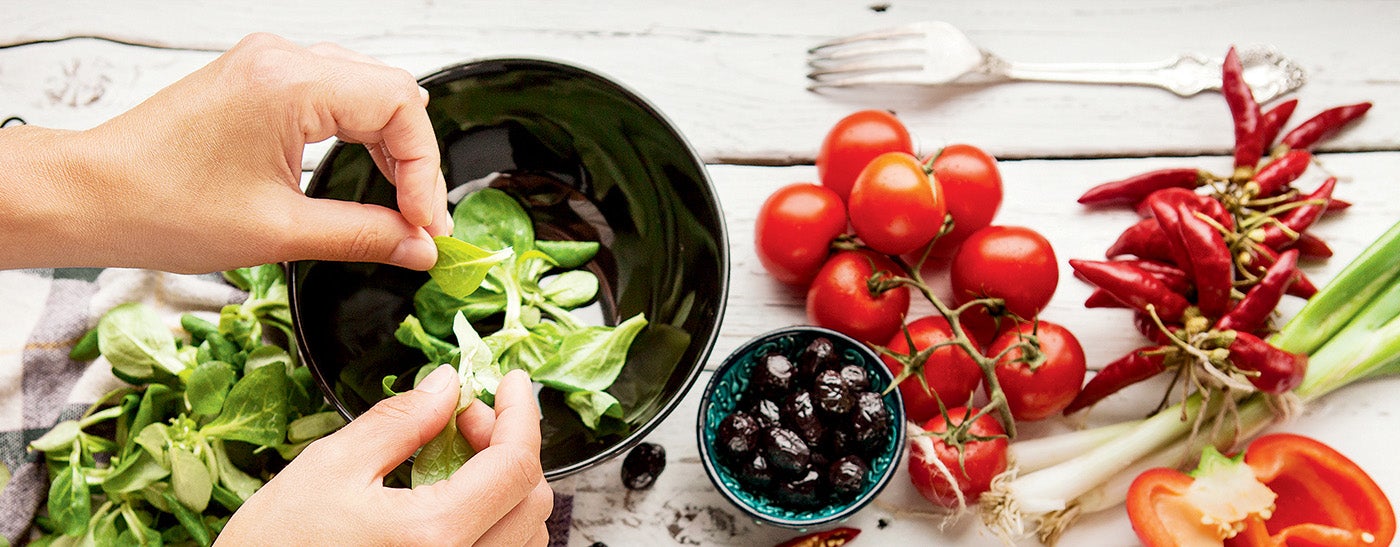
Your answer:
[754,110,1087,508]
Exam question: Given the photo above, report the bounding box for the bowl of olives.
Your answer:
[697,326,906,529]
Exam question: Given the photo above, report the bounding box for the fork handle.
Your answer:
[992,52,1302,103]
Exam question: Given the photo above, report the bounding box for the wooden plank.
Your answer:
[2,1,1398,166]
[560,153,1400,545]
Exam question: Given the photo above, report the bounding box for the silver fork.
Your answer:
[807,21,1307,103]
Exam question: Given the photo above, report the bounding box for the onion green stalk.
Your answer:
[981,219,1400,541]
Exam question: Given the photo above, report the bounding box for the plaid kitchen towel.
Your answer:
[0,268,573,545]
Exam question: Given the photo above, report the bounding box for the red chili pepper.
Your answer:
[1258,98,1298,151]
[1145,200,1197,281]
[1069,259,1190,323]
[1063,347,1167,414]
[1135,188,1234,231]
[1119,259,1190,282]
[1228,330,1306,393]
[1279,102,1373,151]
[1132,312,1177,346]
[1216,249,1298,334]
[1085,288,1126,309]
[1287,231,1334,258]
[1168,202,1234,319]
[1250,244,1318,299]
[1129,434,1395,547]
[1078,168,1203,207]
[1325,197,1352,214]
[1251,150,1311,198]
[1222,47,1264,171]
[1260,177,1336,249]
[1080,259,1193,296]
[775,527,862,547]
[1106,218,1175,262]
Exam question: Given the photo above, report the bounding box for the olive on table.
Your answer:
[621,442,666,490]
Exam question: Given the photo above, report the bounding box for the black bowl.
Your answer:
[289,58,729,480]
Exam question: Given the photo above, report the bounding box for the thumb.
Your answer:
[311,365,460,479]
[282,195,439,270]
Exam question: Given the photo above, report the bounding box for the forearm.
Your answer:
[0,126,111,270]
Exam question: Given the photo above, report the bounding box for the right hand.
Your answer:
[217,368,553,546]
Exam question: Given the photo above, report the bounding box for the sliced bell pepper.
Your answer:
[1128,433,1394,547]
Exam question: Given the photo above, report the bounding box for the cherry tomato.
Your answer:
[880,315,983,424]
[806,250,910,343]
[987,320,1086,421]
[950,225,1059,321]
[754,183,848,285]
[816,110,915,203]
[927,144,1004,257]
[847,152,947,256]
[907,407,1008,507]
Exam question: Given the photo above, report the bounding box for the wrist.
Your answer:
[0,125,109,269]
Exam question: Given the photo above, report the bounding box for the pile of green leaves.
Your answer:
[28,264,343,546]
[393,188,647,486]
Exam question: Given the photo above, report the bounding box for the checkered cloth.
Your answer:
[0,268,572,544]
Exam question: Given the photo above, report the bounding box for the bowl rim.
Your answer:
[289,55,731,481]
[695,325,907,529]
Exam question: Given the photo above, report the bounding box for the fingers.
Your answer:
[278,195,438,270]
[526,524,550,547]
[470,480,556,547]
[429,370,543,524]
[307,365,459,480]
[457,397,497,452]
[302,57,443,229]
[488,369,543,451]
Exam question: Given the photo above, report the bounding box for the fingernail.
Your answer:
[389,232,437,270]
[416,364,456,393]
[419,86,431,103]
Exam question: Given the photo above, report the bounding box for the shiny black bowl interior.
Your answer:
[289,58,729,480]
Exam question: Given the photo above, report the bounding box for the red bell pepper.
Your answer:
[1128,433,1395,547]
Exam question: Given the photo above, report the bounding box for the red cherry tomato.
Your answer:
[880,315,983,424]
[987,320,1086,421]
[806,250,910,343]
[816,110,915,203]
[848,152,948,256]
[950,225,1059,320]
[927,144,1004,257]
[754,183,848,285]
[908,407,1008,507]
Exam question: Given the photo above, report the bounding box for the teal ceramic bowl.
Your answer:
[697,326,905,529]
[290,58,729,480]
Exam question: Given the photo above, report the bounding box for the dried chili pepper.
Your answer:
[1251,149,1311,197]
[1249,244,1318,299]
[1279,102,1373,151]
[1324,197,1352,214]
[1085,288,1126,309]
[1258,97,1299,151]
[1069,259,1190,323]
[1172,203,1234,319]
[1288,232,1334,258]
[1228,330,1307,393]
[1145,200,1197,280]
[775,527,861,547]
[1063,347,1167,414]
[1133,312,1177,346]
[1222,47,1264,173]
[1118,259,1189,282]
[1217,249,1299,334]
[1078,168,1203,207]
[1135,187,1234,231]
[1260,177,1336,249]
[1106,218,1175,262]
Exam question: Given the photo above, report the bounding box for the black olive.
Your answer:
[850,391,892,453]
[828,455,869,498]
[750,353,795,398]
[812,369,854,416]
[826,426,858,457]
[839,363,871,392]
[796,337,839,382]
[760,427,811,477]
[737,452,774,488]
[774,469,822,508]
[620,442,666,490]
[716,411,761,461]
[748,398,782,428]
[780,391,825,446]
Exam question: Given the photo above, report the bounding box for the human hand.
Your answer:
[218,367,553,546]
[0,33,448,273]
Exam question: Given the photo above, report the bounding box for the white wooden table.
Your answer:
[5,2,1400,545]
